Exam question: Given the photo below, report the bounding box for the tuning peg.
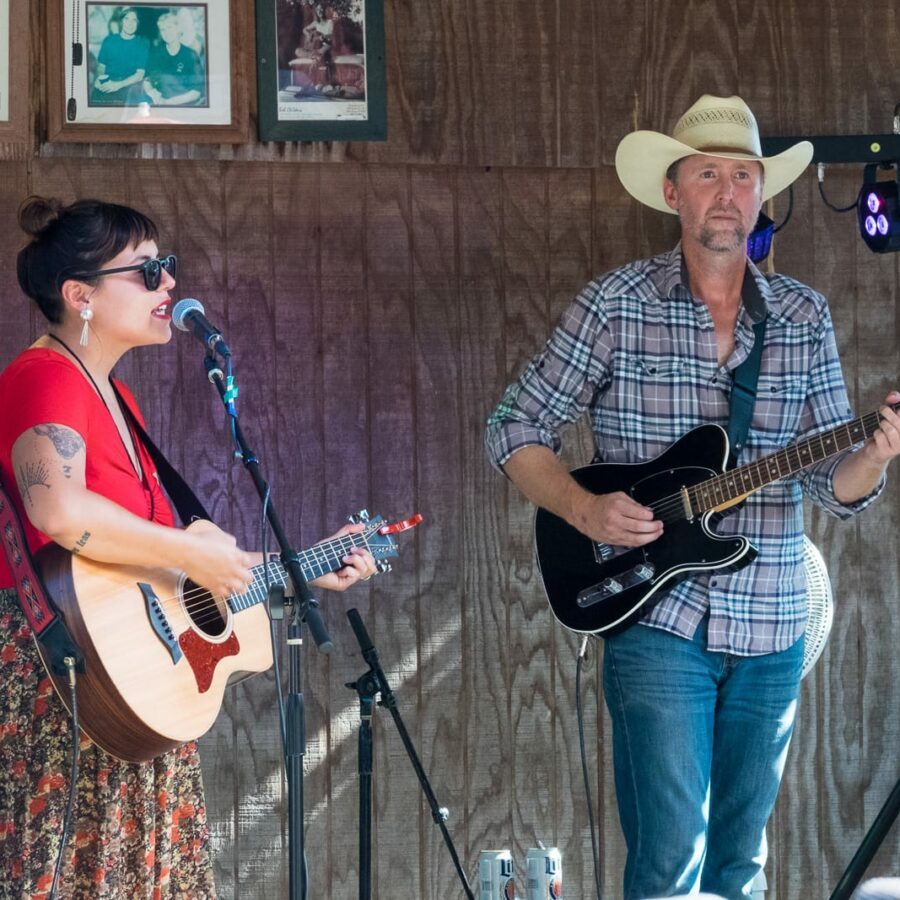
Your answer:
[376,561,392,574]
[348,509,370,525]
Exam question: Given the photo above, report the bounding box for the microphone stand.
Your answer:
[345,608,475,900]
[203,353,331,900]
[829,774,900,900]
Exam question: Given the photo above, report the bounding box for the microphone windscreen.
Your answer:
[171,297,204,332]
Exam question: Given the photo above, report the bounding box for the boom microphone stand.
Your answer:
[345,608,475,900]
[829,775,900,900]
[203,352,329,900]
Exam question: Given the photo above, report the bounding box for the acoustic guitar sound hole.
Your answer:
[182,579,228,637]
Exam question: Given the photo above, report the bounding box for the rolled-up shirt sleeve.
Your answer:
[794,299,886,518]
[485,284,612,471]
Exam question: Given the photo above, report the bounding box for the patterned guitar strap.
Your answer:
[0,474,84,675]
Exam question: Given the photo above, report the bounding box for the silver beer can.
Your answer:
[479,849,517,899]
[526,846,562,899]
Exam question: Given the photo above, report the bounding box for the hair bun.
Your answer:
[17,196,65,238]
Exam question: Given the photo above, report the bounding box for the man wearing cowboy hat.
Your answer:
[486,94,900,898]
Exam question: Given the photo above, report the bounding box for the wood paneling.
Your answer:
[4,155,900,900]
[3,0,900,896]
[23,0,900,167]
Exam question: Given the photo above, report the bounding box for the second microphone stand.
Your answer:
[204,353,329,900]
[345,608,475,900]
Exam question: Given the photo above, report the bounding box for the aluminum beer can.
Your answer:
[526,847,562,899]
[479,849,517,899]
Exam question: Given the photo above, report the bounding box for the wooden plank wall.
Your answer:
[1,1,898,897]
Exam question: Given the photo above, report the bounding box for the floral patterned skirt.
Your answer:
[0,589,216,899]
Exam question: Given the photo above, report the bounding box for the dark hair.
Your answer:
[16,196,159,324]
[665,158,684,184]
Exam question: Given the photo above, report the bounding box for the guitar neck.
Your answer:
[228,532,368,613]
[691,401,900,515]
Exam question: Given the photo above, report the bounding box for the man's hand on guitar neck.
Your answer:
[503,444,663,547]
[864,391,900,466]
[834,390,900,504]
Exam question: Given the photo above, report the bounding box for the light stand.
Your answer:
[829,776,900,900]
[203,353,330,900]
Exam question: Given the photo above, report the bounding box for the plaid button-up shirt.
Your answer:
[486,245,883,655]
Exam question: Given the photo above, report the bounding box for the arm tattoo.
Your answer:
[72,531,91,555]
[33,424,85,460]
[16,460,51,506]
[62,465,73,479]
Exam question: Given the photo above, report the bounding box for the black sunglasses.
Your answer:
[70,254,177,291]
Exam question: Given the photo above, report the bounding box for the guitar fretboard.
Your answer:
[228,532,370,613]
[688,402,899,516]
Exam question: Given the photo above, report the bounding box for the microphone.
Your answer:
[171,298,231,357]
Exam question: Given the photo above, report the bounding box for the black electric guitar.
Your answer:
[535,403,899,635]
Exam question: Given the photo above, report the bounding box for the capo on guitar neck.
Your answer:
[378,514,423,535]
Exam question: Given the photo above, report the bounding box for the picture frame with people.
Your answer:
[0,0,31,152]
[256,0,386,142]
[46,0,250,143]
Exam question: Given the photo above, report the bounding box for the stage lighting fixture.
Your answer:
[747,211,775,263]
[857,163,900,252]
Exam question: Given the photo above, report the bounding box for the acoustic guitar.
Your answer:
[34,512,418,762]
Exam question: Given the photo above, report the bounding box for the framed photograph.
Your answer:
[0,0,8,123]
[0,0,31,149]
[256,0,386,142]
[46,0,249,143]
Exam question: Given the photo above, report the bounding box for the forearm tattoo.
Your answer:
[72,531,91,555]
[16,460,51,506]
[33,424,85,459]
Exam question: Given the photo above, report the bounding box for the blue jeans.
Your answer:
[602,616,804,900]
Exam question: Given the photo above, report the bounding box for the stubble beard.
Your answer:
[698,222,748,253]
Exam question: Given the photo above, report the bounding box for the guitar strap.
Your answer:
[112,383,212,526]
[726,307,768,464]
[0,475,84,674]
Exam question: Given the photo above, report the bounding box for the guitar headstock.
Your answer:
[349,510,422,573]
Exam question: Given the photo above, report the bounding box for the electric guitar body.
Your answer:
[535,400,897,635]
[535,424,753,634]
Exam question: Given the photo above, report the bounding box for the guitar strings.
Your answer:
[639,409,882,523]
[148,532,373,631]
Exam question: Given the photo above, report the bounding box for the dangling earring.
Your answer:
[79,307,94,347]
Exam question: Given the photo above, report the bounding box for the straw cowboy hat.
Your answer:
[615,94,813,214]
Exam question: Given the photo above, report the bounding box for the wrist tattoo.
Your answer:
[33,424,84,460]
[72,531,91,555]
[16,460,51,506]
